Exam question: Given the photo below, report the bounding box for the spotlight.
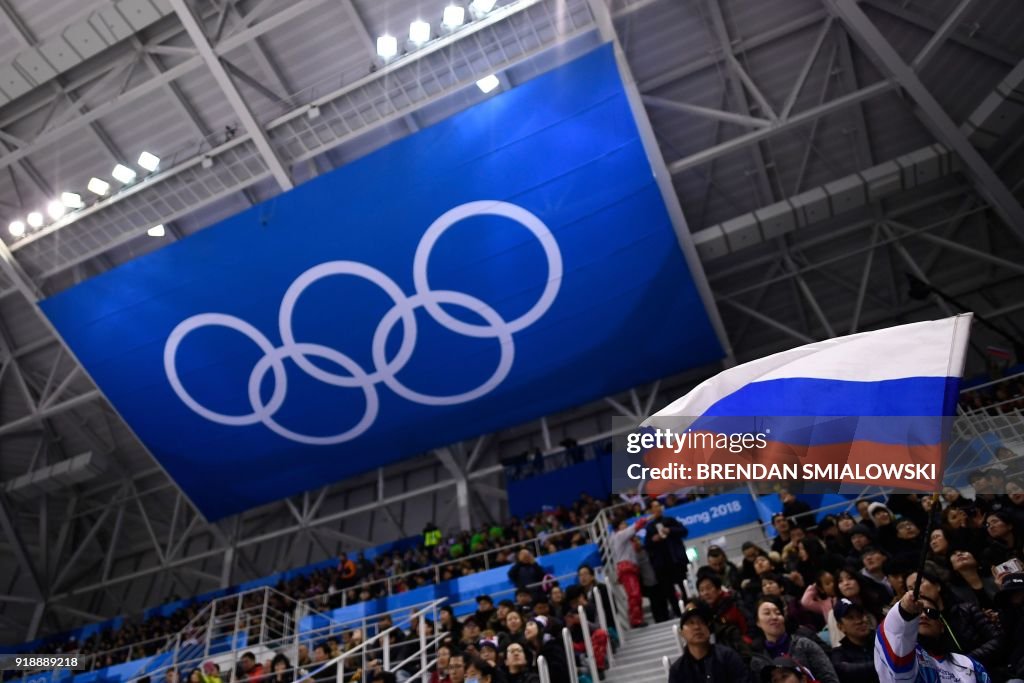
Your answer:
[201,156,214,169]
[27,212,43,228]
[442,5,465,28]
[476,74,500,93]
[409,20,431,45]
[8,220,25,237]
[147,224,166,238]
[111,164,136,184]
[47,200,65,220]
[376,34,398,60]
[470,0,497,14]
[137,151,160,172]
[307,105,321,120]
[87,177,110,195]
[61,192,84,209]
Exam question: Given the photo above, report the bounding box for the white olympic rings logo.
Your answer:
[163,201,562,445]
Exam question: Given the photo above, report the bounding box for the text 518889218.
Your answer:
[0,655,87,671]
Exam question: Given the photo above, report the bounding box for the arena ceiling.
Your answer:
[0,0,1022,643]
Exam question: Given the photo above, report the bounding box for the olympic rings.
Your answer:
[163,200,561,445]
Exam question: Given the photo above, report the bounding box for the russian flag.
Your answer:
[640,314,973,493]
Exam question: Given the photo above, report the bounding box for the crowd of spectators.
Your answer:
[665,484,1024,683]
[959,371,1024,414]
[18,492,627,673]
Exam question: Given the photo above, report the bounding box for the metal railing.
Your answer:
[537,655,552,683]
[299,522,599,609]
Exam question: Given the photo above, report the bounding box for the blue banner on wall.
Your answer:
[41,46,724,519]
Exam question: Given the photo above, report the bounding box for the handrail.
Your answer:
[590,580,614,668]
[960,368,1024,394]
[537,655,552,683]
[576,605,600,683]
[300,522,597,608]
[661,655,671,681]
[293,599,441,683]
[561,628,578,683]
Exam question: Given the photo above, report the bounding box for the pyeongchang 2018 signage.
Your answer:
[41,46,724,519]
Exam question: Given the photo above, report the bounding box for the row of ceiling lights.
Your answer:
[376,0,503,93]
[6,0,507,243]
[8,151,166,239]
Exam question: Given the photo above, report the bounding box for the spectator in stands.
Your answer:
[982,511,1022,569]
[466,656,497,683]
[268,654,292,683]
[758,657,815,683]
[447,652,467,683]
[238,652,265,683]
[781,489,814,530]
[474,595,497,631]
[926,527,954,574]
[859,547,894,596]
[867,504,897,552]
[310,642,336,683]
[609,515,647,627]
[741,542,771,584]
[801,570,837,627]
[440,606,464,642]
[828,568,884,646]
[429,644,451,683]
[188,668,204,683]
[508,550,547,601]
[907,570,1004,675]
[696,572,750,638]
[771,515,796,554]
[749,595,838,683]
[667,602,749,683]
[563,587,611,673]
[704,545,742,590]
[522,617,569,683]
[644,499,690,622]
[546,588,565,620]
[502,609,526,648]
[829,599,878,683]
[874,589,990,683]
[576,564,616,632]
[948,550,997,608]
[514,588,534,612]
[994,573,1024,681]
[502,642,538,683]
[461,618,483,651]
[855,500,874,529]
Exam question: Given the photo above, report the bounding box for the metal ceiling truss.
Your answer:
[0,0,1023,644]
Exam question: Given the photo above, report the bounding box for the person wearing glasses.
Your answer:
[875,588,991,683]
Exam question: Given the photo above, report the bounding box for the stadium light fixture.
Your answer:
[8,220,25,237]
[409,20,431,45]
[61,192,84,209]
[26,211,43,228]
[476,74,500,93]
[147,224,166,238]
[470,0,497,15]
[376,34,398,60]
[442,5,465,28]
[87,177,110,195]
[46,200,65,220]
[138,151,160,172]
[111,164,137,184]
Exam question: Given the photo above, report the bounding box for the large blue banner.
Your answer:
[42,46,724,519]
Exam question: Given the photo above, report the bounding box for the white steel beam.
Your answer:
[826,0,1024,242]
[167,0,293,191]
[668,81,894,174]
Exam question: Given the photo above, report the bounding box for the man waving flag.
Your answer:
[636,314,973,494]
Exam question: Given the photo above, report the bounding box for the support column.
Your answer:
[436,448,471,532]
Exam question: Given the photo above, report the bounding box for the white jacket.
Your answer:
[874,603,991,683]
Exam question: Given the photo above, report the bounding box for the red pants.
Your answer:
[617,561,644,626]
[573,628,610,670]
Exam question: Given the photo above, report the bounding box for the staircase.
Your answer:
[604,614,679,683]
